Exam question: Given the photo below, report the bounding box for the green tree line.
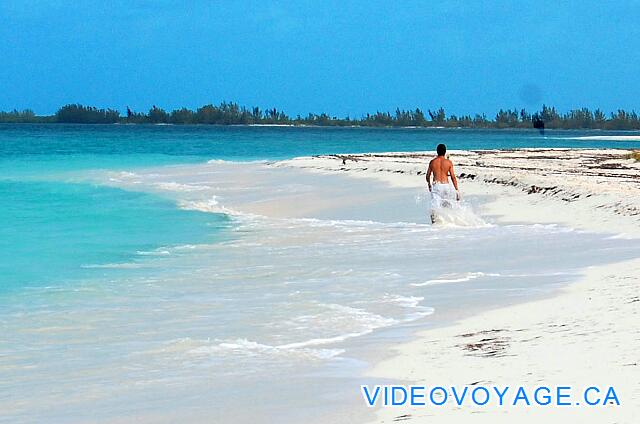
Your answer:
[2,102,640,130]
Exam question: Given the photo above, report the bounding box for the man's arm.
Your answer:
[449,163,460,200]
[426,161,433,191]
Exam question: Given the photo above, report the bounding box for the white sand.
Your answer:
[277,149,640,423]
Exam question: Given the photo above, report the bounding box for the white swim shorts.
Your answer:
[431,182,457,209]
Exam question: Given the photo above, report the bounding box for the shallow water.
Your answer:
[2,125,640,423]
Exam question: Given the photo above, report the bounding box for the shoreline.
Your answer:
[277,148,640,423]
[4,146,638,423]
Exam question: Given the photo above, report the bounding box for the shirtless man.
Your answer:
[426,144,460,223]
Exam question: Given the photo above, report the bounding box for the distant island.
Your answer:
[2,102,640,130]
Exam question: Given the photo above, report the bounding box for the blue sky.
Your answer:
[1,0,639,117]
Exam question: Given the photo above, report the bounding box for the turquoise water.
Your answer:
[3,124,640,164]
[2,124,636,293]
[0,180,229,292]
[2,124,639,295]
[2,124,640,423]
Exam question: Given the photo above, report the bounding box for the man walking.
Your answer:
[426,144,460,223]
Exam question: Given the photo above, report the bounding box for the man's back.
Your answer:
[429,156,453,184]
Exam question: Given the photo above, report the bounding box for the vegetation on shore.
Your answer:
[2,102,640,130]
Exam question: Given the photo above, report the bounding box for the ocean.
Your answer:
[2,124,640,423]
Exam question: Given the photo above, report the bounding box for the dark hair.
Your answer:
[436,144,446,156]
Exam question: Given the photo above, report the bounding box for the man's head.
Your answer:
[436,144,446,156]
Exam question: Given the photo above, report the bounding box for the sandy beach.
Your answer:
[4,142,639,423]
[278,148,640,423]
